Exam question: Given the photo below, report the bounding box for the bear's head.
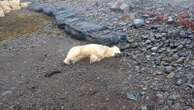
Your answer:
[111,46,121,56]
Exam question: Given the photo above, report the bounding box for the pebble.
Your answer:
[141,106,147,110]
[165,66,174,73]
[126,92,140,101]
[176,79,184,86]
[167,72,176,79]
[156,93,164,104]
[167,16,174,23]
[133,19,145,28]
[151,47,158,51]
[105,97,110,101]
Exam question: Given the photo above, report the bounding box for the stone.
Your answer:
[30,4,45,12]
[0,7,5,17]
[179,30,188,38]
[176,79,184,86]
[55,12,76,21]
[69,28,87,40]
[96,32,128,45]
[167,72,176,79]
[59,17,81,29]
[42,5,57,16]
[151,47,158,51]
[141,106,148,110]
[186,84,194,89]
[72,21,108,33]
[133,19,145,28]
[156,93,164,104]
[53,9,72,16]
[126,92,138,101]
[167,16,174,23]
[110,0,124,11]
[55,13,76,26]
[164,65,174,73]
[153,70,163,75]
[0,0,12,13]
[176,57,185,64]
[8,0,21,10]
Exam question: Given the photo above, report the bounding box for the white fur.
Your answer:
[64,44,121,64]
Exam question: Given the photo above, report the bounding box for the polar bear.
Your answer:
[64,44,121,64]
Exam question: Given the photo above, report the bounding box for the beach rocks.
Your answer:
[30,3,128,45]
[133,19,145,28]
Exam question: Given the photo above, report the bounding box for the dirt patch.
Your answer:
[0,10,51,41]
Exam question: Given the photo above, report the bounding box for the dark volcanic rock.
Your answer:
[30,4,128,45]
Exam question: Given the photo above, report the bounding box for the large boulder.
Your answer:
[0,0,12,13]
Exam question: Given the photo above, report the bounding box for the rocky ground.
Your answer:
[0,0,194,110]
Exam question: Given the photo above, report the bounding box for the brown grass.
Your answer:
[0,10,51,41]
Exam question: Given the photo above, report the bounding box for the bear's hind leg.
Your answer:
[90,55,99,64]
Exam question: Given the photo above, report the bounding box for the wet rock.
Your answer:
[92,32,128,45]
[30,4,45,12]
[42,5,57,16]
[55,12,76,21]
[69,28,87,40]
[72,21,108,33]
[55,13,76,26]
[133,19,145,28]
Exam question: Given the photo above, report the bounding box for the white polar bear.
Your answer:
[64,44,121,64]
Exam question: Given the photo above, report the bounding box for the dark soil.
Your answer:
[0,11,132,110]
